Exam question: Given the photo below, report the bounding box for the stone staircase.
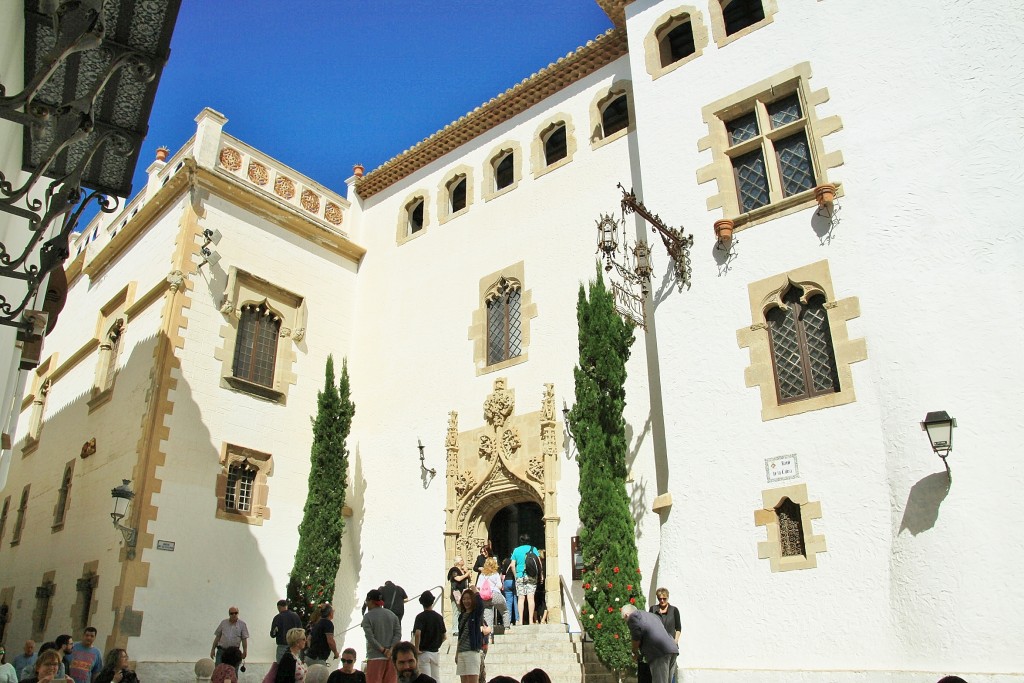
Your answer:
[438,624,584,683]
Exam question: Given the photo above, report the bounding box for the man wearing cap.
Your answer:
[270,599,303,663]
[361,589,401,683]
[210,607,249,668]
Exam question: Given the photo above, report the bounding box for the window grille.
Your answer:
[662,20,695,66]
[722,0,765,35]
[602,95,629,137]
[450,177,467,212]
[495,154,514,190]
[0,603,9,643]
[76,575,97,631]
[767,287,838,403]
[776,497,806,557]
[544,126,568,165]
[232,303,281,388]
[226,461,257,513]
[486,284,523,365]
[102,318,124,390]
[0,497,8,547]
[34,581,54,634]
[724,90,816,214]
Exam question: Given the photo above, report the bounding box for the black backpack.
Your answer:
[525,549,541,578]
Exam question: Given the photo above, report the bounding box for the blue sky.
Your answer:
[133,1,614,198]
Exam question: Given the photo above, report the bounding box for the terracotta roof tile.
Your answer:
[356,28,628,200]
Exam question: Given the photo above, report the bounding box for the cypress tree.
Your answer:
[570,269,641,671]
[287,355,355,622]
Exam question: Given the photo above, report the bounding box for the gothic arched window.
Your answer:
[766,286,838,403]
[486,279,523,366]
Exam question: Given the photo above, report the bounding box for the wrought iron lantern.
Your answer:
[110,479,138,559]
[921,411,956,458]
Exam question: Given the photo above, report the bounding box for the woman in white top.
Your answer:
[476,557,508,633]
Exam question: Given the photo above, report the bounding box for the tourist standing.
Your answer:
[620,605,678,683]
[271,599,304,663]
[21,649,63,683]
[649,588,681,682]
[211,647,242,683]
[12,641,36,679]
[447,557,471,633]
[412,591,445,681]
[275,628,308,683]
[472,542,492,579]
[306,604,340,666]
[455,590,490,683]
[67,628,103,683]
[510,534,541,625]
[362,589,401,683]
[210,607,249,668]
[476,558,507,632]
[500,558,518,626]
[0,646,18,683]
[379,581,408,623]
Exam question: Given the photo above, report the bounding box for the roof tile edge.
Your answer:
[355,27,628,200]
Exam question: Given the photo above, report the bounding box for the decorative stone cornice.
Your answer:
[356,28,628,200]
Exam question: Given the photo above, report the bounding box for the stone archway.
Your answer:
[444,378,562,626]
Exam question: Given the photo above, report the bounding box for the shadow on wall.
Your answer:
[899,471,951,536]
[334,445,366,643]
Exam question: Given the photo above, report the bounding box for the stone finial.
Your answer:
[194,657,215,680]
[353,163,365,178]
[155,146,170,162]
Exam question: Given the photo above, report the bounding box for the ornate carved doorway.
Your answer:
[444,378,562,625]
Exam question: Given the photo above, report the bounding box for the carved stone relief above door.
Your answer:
[444,378,563,624]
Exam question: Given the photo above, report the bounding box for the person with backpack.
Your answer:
[509,533,542,626]
[500,557,519,626]
[476,557,508,635]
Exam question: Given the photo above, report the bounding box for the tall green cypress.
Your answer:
[287,355,355,622]
[570,269,641,671]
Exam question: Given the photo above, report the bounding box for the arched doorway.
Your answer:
[443,378,564,625]
[490,501,544,562]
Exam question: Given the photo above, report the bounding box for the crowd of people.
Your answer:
[0,628,136,683]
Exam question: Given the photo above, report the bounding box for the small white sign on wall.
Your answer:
[765,454,799,483]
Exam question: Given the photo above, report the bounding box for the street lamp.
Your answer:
[921,411,957,478]
[110,479,138,559]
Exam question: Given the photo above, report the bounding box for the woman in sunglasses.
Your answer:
[326,648,366,683]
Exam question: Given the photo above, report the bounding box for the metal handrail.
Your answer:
[339,584,445,634]
[559,574,588,641]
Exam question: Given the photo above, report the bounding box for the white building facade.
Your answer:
[0,1,1021,682]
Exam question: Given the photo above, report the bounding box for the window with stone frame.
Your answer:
[698,62,842,231]
[736,260,865,421]
[486,279,523,366]
[755,483,825,572]
[407,198,425,235]
[601,95,630,138]
[215,444,273,525]
[448,175,467,213]
[11,486,29,546]
[74,572,98,634]
[708,0,777,48]
[52,461,75,530]
[217,267,304,404]
[483,142,523,201]
[766,285,839,404]
[22,357,54,455]
[660,17,696,66]
[0,496,9,548]
[469,263,538,375]
[89,285,133,412]
[775,497,806,557]
[644,6,709,79]
[494,153,514,191]
[543,125,568,166]
[33,578,55,637]
[232,302,281,388]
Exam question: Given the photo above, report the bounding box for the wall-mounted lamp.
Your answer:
[199,228,222,269]
[110,479,138,559]
[562,400,577,453]
[921,411,957,477]
[418,439,436,477]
